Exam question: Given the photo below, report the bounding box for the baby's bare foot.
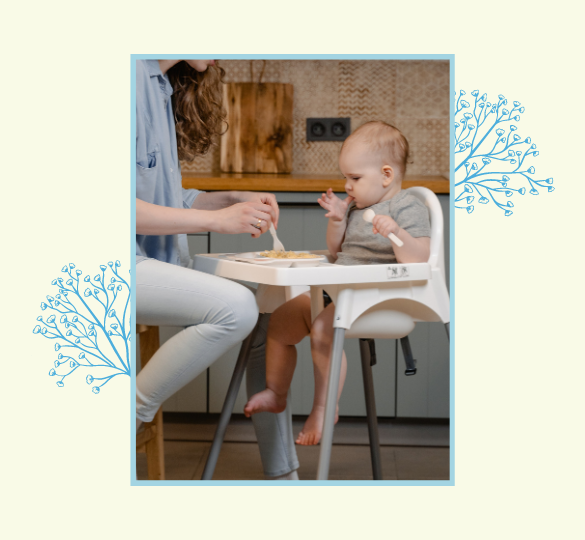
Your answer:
[244,389,287,417]
[295,405,339,446]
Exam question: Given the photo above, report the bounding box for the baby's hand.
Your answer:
[372,215,400,237]
[317,188,354,222]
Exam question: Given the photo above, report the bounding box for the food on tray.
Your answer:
[259,250,320,259]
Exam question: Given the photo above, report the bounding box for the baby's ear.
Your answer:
[382,165,394,187]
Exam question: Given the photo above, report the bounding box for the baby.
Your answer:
[244,121,431,445]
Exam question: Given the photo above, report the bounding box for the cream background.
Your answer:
[2,0,584,538]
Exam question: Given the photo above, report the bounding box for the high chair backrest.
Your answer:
[405,187,446,281]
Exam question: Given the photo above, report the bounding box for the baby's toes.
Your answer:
[296,432,307,445]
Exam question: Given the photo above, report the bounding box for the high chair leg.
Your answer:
[317,327,346,480]
[359,339,383,480]
[201,319,261,480]
[445,322,450,340]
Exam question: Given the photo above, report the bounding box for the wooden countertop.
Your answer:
[182,173,450,193]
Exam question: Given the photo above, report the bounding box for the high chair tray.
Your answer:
[194,251,432,286]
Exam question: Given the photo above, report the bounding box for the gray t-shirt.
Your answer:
[335,190,431,266]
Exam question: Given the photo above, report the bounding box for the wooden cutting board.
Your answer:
[220,83,293,173]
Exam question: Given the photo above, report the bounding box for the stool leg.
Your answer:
[139,326,165,480]
[201,319,260,480]
[145,408,165,480]
[317,327,346,480]
[359,339,383,480]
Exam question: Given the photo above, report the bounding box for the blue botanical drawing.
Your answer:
[33,261,131,393]
[455,90,554,215]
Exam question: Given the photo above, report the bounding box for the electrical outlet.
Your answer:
[306,118,351,142]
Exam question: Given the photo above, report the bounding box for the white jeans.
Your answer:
[135,258,258,422]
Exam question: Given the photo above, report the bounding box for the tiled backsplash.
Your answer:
[181,60,449,178]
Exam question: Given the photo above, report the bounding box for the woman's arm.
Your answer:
[136,199,214,235]
[190,191,239,210]
[136,198,274,238]
[192,191,280,228]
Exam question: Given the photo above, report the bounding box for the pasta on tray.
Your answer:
[259,250,321,259]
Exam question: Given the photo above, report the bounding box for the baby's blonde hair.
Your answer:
[342,121,410,180]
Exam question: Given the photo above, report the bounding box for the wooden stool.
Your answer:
[136,325,165,480]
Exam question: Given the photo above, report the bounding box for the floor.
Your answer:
[136,413,450,481]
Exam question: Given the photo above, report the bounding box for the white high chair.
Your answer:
[196,186,449,481]
[312,186,450,479]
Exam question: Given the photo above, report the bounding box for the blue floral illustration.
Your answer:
[455,90,554,215]
[33,261,131,393]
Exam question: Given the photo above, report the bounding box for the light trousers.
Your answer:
[135,258,299,477]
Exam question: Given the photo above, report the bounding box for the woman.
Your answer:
[135,59,299,480]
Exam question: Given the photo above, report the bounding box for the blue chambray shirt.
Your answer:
[136,60,202,267]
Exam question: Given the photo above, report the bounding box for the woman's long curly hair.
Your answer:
[167,61,227,161]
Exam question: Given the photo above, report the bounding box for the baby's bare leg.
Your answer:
[244,294,312,417]
[296,302,347,446]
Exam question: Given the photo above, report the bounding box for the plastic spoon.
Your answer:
[363,209,404,247]
[269,223,285,252]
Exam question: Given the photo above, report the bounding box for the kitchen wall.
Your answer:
[180,60,450,178]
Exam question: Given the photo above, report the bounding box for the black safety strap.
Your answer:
[400,336,417,376]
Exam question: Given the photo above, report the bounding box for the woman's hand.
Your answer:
[233,191,279,229]
[372,215,400,237]
[318,188,354,222]
[212,201,274,238]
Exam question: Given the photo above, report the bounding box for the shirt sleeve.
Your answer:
[182,187,203,209]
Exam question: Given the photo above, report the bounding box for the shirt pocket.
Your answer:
[137,141,160,169]
[136,145,160,202]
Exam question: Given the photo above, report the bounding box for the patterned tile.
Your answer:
[396,61,450,118]
[182,60,450,177]
[180,143,220,174]
[220,59,283,84]
[397,117,450,177]
[338,61,396,121]
[282,60,340,118]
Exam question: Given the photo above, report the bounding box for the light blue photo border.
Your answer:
[131,53,455,486]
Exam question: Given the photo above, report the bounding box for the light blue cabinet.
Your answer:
[152,192,450,419]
